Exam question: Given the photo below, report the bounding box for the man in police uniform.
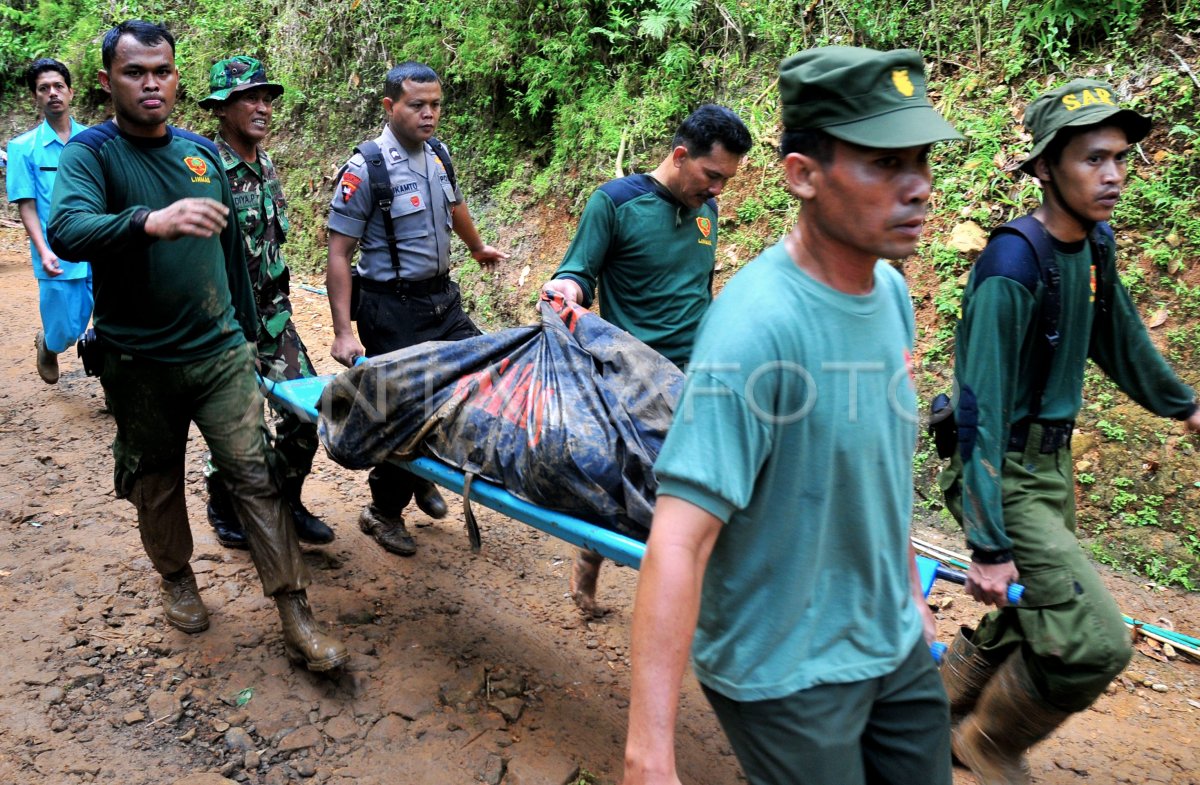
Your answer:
[542,103,751,613]
[326,61,508,557]
[5,58,91,384]
[199,56,334,550]
[941,80,1200,783]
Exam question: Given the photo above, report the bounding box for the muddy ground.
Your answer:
[0,221,1197,785]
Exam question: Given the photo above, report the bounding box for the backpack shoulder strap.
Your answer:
[352,139,402,279]
[428,137,458,193]
[990,214,1060,420]
[1089,221,1115,317]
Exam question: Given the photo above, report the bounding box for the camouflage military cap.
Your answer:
[1018,79,1150,174]
[778,46,962,147]
[199,56,283,108]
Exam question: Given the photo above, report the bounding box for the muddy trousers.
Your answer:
[944,425,1132,712]
[101,342,310,597]
[702,639,952,785]
[209,318,320,485]
[356,282,480,515]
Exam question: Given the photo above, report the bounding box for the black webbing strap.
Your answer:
[428,137,457,193]
[354,140,403,282]
[990,215,1116,420]
[991,215,1059,420]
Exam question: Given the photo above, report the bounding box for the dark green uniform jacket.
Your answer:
[954,231,1196,552]
[48,120,255,362]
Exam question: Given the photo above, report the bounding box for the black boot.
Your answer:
[283,476,334,545]
[206,474,248,549]
[413,479,448,519]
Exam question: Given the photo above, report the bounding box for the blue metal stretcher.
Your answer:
[258,370,1020,660]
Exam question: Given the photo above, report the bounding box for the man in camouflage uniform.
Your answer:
[200,56,333,547]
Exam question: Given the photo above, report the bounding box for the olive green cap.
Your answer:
[1018,79,1150,173]
[199,56,283,109]
[778,46,962,147]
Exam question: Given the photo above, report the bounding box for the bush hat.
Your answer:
[1018,79,1150,173]
[779,46,962,147]
[199,56,283,109]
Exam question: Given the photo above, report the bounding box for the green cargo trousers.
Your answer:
[939,423,1132,711]
[100,342,310,597]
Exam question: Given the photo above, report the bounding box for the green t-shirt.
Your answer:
[553,174,717,368]
[655,242,922,702]
[49,121,255,362]
[954,232,1196,552]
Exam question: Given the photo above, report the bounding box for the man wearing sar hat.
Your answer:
[197,56,335,551]
[622,47,961,785]
[938,81,1199,783]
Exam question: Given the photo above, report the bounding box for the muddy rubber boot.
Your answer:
[413,480,448,519]
[275,590,349,672]
[205,475,248,549]
[35,330,59,385]
[952,653,1072,785]
[358,505,417,556]
[941,626,1000,726]
[160,568,210,633]
[283,477,334,545]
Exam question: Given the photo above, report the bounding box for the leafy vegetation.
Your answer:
[3,0,1199,590]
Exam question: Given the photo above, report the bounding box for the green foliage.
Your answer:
[1008,0,1146,68]
[1096,419,1127,442]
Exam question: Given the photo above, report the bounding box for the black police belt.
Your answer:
[1007,419,1074,454]
[358,273,450,296]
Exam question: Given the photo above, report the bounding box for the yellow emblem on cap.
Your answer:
[892,69,914,97]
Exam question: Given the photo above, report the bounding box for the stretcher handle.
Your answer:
[935,564,1024,605]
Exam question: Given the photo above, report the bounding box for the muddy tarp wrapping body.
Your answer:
[318,297,683,539]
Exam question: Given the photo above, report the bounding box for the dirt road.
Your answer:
[0,223,1196,785]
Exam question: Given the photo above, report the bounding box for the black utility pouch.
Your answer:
[928,392,958,459]
[76,328,105,377]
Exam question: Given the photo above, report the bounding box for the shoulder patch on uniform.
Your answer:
[339,171,362,202]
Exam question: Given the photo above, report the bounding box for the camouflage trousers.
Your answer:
[207,318,320,484]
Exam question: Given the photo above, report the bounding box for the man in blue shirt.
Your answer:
[5,58,92,384]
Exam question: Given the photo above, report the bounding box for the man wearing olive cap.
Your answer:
[940,80,1199,784]
[198,56,335,551]
[623,47,960,785]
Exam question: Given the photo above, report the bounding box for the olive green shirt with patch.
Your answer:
[954,235,1196,552]
[48,121,255,362]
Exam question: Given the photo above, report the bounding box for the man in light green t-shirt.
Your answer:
[622,47,962,785]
